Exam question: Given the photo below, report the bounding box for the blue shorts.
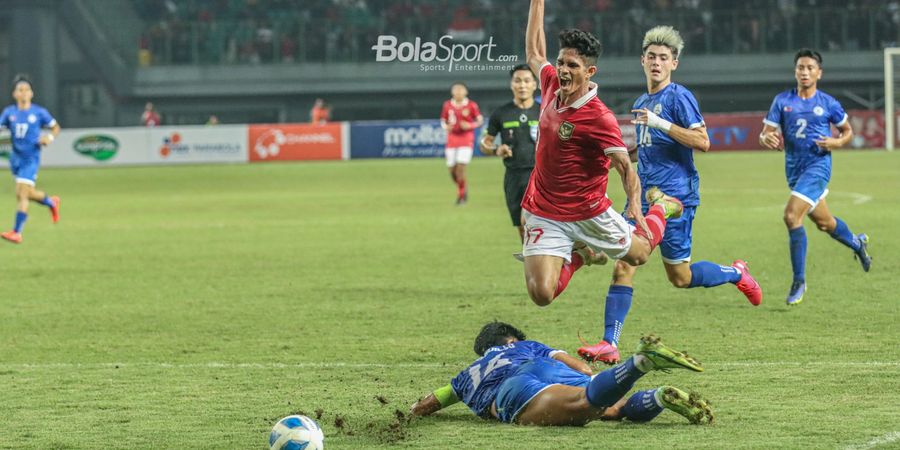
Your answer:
[627,204,696,264]
[789,169,830,210]
[9,153,39,185]
[495,357,589,423]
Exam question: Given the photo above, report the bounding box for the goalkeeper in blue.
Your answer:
[410,321,713,426]
[759,48,872,306]
[579,26,761,365]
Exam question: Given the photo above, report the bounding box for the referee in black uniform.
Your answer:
[480,64,540,243]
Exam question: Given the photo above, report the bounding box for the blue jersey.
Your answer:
[450,340,561,417]
[0,104,56,157]
[764,89,847,183]
[634,83,705,207]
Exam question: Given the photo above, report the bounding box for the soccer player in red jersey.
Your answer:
[441,82,483,205]
[520,0,683,308]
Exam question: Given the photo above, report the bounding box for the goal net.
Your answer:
[886,48,900,150]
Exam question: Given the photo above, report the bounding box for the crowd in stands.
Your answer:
[135,0,900,65]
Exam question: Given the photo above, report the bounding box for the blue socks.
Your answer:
[830,217,861,251]
[586,357,646,408]
[13,211,27,233]
[789,226,807,282]
[688,261,742,288]
[621,389,664,422]
[40,195,55,208]
[602,285,632,347]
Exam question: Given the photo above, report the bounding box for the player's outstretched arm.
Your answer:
[410,384,459,417]
[759,124,782,150]
[526,0,548,76]
[552,352,592,376]
[814,121,853,151]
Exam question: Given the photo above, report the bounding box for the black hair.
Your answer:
[474,321,526,356]
[509,64,534,78]
[11,74,32,90]
[794,48,822,66]
[558,29,603,65]
[450,81,468,90]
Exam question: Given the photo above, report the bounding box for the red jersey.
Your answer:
[521,63,627,222]
[441,99,481,148]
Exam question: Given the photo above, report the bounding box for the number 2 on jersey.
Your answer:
[468,353,512,390]
[795,118,807,139]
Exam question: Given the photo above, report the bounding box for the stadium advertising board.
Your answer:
[248,123,345,162]
[349,120,482,159]
[150,125,248,164]
[36,128,152,167]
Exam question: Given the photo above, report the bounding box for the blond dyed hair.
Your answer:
[642,26,684,59]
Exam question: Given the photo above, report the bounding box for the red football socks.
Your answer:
[635,205,667,250]
[554,252,584,299]
[457,179,467,198]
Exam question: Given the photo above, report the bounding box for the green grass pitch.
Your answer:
[0,151,898,449]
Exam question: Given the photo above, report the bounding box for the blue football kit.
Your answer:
[633,83,704,263]
[763,87,869,302]
[764,88,847,208]
[0,104,56,185]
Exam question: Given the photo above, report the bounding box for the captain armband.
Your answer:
[433,384,459,408]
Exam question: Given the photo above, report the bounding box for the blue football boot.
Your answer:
[786,280,806,306]
[854,233,871,272]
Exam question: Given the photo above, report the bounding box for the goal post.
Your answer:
[886,48,900,151]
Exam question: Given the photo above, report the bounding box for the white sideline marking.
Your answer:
[0,361,898,370]
[844,431,900,450]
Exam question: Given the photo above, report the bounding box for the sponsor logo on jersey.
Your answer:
[558,121,575,140]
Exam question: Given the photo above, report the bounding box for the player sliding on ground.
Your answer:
[520,0,682,308]
[0,75,61,244]
[410,321,713,426]
[759,48,872,305]
[578,27,763,364]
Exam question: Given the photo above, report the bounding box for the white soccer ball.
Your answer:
[269,415,324,450]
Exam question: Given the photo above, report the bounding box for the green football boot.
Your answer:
[645,186,684,219]
[636,334,703,372]
[657,386,714,425]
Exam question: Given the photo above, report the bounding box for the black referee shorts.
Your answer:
[503,168,533,226]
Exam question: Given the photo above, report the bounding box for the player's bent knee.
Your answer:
[783,212,802,228]
[527,288,554,307]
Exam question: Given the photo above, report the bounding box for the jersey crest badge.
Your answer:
[558,121,575,140]
[461,108,470,118]
[813,106,824,116]
[519,113,528,123]
[27,114,37,124]
[653,104,662,115]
